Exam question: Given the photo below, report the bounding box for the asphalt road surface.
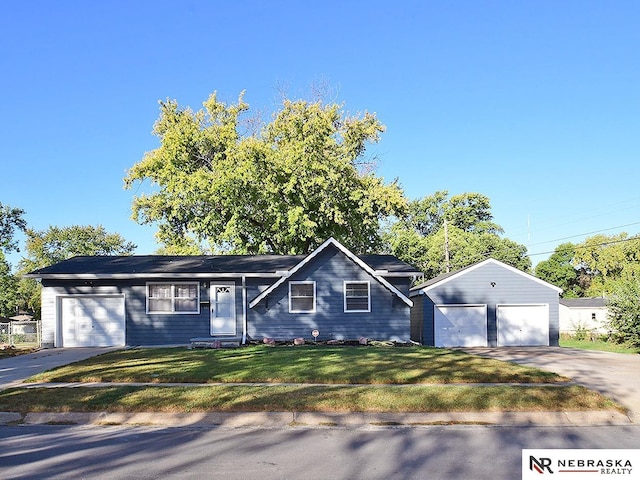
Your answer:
[2,424,639,480]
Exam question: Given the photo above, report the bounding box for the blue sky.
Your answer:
[2,0,639,267]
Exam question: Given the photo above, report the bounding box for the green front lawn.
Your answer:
[3,345,623,414]
[0,384,619,414]
[27,345,567,384]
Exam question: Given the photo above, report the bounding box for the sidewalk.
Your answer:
[0,381,634,428]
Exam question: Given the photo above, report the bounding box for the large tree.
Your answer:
[386,191,530,278]
[124,91,406,255]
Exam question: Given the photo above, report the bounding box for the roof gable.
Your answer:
[410,258,563,296]
[249,238,413,308]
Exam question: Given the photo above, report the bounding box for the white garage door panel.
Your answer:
[435,305,487,347]
[60,296,125,347]
[497,304,548,346]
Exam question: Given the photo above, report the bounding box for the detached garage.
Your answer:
[410,259,562,347]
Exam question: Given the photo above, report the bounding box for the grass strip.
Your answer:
[0,385,620,414]
[27,346,567,384]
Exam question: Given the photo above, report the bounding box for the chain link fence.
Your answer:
[0,321,41,347]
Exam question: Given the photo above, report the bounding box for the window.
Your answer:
[344,281,370,312]
[289,281,315,313]
[147,283,199,314]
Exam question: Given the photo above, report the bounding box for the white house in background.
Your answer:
[559,297,609,335]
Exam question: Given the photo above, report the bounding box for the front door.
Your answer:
[210,284,236,335]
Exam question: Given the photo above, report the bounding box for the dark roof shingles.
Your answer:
[30,254,418,276]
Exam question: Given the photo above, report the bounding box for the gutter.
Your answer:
[242,275,247,345]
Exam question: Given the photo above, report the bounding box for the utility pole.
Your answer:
[444,218,451,273]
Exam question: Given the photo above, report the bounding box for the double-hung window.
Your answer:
[289,281,316,313]
[344,281,370,312]
[147,282,199,314]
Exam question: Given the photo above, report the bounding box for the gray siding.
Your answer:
[248,245,411,342]
[41,278,242,346]
[414,262,560,347]
[40,248,413,347]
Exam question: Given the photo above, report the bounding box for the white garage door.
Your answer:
[434,305,487,347]
[497,304,549,346]
[60,295,125,347]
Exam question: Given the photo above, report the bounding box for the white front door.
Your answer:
[210,284,236,335]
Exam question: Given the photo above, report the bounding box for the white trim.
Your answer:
[344,281,371,313]
[242,275,247,344]
[289,281,316,313]
[249,237,413,308]
[146,282,200,314]
[411,258,563,296]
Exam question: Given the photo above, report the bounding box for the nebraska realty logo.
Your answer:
[523,450,639,479]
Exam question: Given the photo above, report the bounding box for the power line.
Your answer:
[526,234,640,258]
[527,221,640,247]
[509,196,640,238]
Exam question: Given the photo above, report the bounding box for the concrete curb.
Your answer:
[0,410,632,428]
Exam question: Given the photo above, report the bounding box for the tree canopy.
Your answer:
[0,202,26,254]
[385,191,530,278]
[534,233,640,297]
[16,225,137,317]
[124,91,406,255]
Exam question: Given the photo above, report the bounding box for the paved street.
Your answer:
[1,424,639,480]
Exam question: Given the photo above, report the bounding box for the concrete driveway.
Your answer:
[0,347,119,391]
[461,346,640,422]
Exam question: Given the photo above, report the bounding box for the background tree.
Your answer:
[0,202,27,254]
[385,191,530,278]
[125,91,406,255]
[17,225,136,317]
[572,233,640,296]
[0,202,26,316]
[0,252,19,316]
[606,274,640,347]
[534,243,586,297]
[535,233,640,297]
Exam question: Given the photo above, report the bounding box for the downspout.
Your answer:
[242,275,247,345]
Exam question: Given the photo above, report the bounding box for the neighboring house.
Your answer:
[26,238,421,348]
[559,297,609,335]
[410,259,563,347]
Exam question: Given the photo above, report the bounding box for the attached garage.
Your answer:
[434,305,487,347]
[410,259,562,347]
[59,295,125,347]
[497,304,549,346]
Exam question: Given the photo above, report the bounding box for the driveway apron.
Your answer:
[0,348,118,390]
[461,346,640,422]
